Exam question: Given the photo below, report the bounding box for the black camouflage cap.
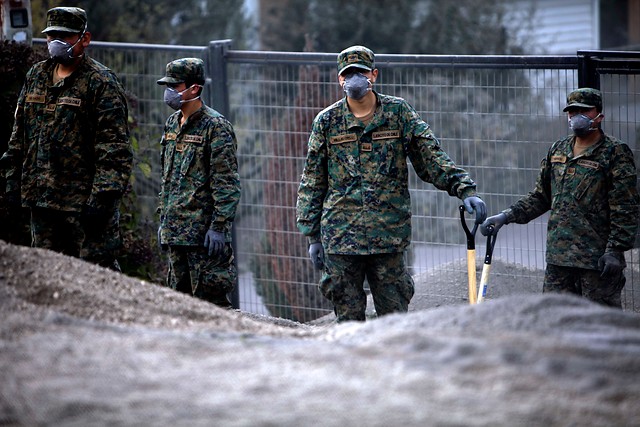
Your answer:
[157,58,205,85]
[563,88,603,112]
[337,45,375,75]
[42,7,87,34]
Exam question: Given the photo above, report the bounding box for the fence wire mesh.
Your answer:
[61,40,640,318]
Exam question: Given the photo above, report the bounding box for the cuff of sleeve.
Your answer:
[605,249,627,267]
[308,235,321,245]
[604,248,624,257]
[459,188,477,200]
[86,191,120,209]
[209,223,227,232]
[6,180,20,194]
[502,209,515,224]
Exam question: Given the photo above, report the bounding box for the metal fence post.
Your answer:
[206,39,240,309]
[206,39,232,116]
[577,50,600,89]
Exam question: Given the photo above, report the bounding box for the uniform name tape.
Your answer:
[372,130,400,140]
[577,159,600,170]
[58,97,82,107]
[26,94,45,103]
[183,135,204,144]
[330,133,357,144]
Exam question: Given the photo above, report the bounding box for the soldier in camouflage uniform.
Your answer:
[481,88,640,308]
[1,7,132,270]
[157,58,241,308]
[296,45,487,322]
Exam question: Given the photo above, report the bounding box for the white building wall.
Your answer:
[509,0,599,54]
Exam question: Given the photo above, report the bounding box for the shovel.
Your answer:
[459,205,479,304]
[476,225,498,304]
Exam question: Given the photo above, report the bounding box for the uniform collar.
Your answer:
[341,91,384,131]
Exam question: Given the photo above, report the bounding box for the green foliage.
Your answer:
[118,90,167,283]
[0,40,164,282]
[31,0,247,46]
[0,41,47,245]
[260,0,532,54]
[0,41,47,150]
[118,185,166,283]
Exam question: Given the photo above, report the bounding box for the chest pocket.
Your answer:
[328,133,359,180]
[573,160,607,208]
[179,135,206,179]
[161,136,176,181]
[372,129,403,178]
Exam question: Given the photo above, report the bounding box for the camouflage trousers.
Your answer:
[544,263,626,308]
[320,252,415,322]
[167,244,236,308]
[30,207,122,271]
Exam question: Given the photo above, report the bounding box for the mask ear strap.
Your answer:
[67,24,88,59]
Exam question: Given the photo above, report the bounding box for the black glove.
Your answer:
[463,196,487,224]
[204,230,225,257]
[598,251,625,278]
[4,190,20,210]
[83,192,119,223]
[480,213,508,236]
[309,242,324,270]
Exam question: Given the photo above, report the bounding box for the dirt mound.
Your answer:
[0,241,309,339]
[2,240,640,426]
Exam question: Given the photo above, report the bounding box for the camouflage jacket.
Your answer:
[296,92,478,255]
[503,131,639,269]
[3,56,132,212]
[158,103,241,246]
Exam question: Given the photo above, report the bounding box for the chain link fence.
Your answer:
[53,40,640,318]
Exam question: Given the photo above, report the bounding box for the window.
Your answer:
[10,9,29,28]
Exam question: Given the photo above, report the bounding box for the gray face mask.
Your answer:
[569,113,601,137]
[47,31,85,64]
[343,72,371,100]
[163,85,200,110]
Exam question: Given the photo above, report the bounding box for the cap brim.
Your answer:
[156,76,184,85]
[338,64,372,75]
[42,26,81,34]
[562,102,595,112]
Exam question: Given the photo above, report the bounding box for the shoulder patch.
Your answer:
[551,155,567,163]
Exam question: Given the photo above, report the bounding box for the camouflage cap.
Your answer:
[337,45,375,75]
[157,58,206,85]
[42,7,87,34]
[563,88,603,112]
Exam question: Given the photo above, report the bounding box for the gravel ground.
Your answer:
[2,240,640,427]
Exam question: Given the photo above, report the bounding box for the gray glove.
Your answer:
[157,226,168,251]
[204,230,225,257]
[308,242,324,270]
[480,212,508,236]
[598,251,625,278]
[463,196,487,224]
